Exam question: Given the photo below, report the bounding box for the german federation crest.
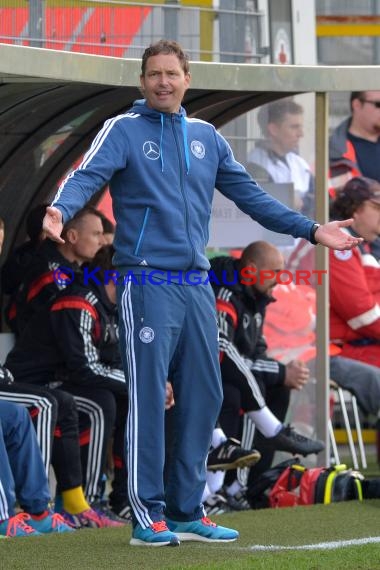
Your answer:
[139,326,155,343]
[190,140,205,159]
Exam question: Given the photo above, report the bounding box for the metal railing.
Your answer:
[0,0,268,63]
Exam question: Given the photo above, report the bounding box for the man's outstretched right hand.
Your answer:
[42,206,65,244]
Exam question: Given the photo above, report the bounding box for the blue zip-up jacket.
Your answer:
[52,99,316,271]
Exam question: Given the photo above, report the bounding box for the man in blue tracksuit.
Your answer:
[42,39,362,546]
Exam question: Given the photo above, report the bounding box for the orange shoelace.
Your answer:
[6,513,36,537]
[201,517,217,527]
[151,520,169,533]
[49,513,66,529]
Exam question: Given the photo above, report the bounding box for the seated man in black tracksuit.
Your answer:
[6,206,105,335]
[209,240,324,507]
[0,215,118,529]
[6,245,129,522]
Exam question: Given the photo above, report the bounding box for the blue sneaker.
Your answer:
[0,513,42,538]
[28,511,75,534]
[166,516,239,542]
[130,521,180,547]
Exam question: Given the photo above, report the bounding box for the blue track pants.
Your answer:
[0,400,50,521]
[118,276,223,528]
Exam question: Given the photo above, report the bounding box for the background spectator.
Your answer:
[329,91,380,196]
[248,99,314,216]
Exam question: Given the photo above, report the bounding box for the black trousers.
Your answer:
[62,383,128,505]
[0,381,82,491]
[218,378,290,485]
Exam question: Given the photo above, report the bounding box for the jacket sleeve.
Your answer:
[216,293,265,408]
[17,260,72,331]
[52,119,129,223]
[213,130,315,241]
[329,248,380,338]
[250,357,286,388]
[50,295,127,395]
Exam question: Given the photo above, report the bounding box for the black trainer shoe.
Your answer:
[109,502,133,523]
[204,493,231,516]
[207,438,261,471]
[269,425,325,456]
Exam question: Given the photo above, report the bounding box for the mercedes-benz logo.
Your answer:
[143,141,160,160]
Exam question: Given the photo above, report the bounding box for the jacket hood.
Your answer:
[209,255,242,294]
[209,254,276,308]
[130,99,187,119]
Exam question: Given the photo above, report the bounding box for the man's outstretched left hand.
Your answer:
[314,219,363,250]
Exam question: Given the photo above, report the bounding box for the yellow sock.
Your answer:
[62,486,90,515]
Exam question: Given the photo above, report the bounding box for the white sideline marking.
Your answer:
[250,536,380,551]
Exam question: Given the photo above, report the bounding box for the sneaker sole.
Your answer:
[208,452,261,471]
[174,532,238,542]
[130,538,180,547]
[276,447,324,457]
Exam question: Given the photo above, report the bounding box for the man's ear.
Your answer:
[66,228,78,244]
[351,98,362,113]
[266,122,278,139]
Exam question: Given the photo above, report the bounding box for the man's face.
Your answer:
[352,91,380,135]
[248,249,285,296]
[70,214,106,264]
[140,53,190,114]
[353,200,380,242]
[268,112,304,155]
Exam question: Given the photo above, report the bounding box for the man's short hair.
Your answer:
[0,217,4,231]
[257,99,304,134]
[240,240,273,268]
[62,206,103,238]
[350,91,366,111]
[141,39,190,76]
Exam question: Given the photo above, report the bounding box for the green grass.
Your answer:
[1,501,380,570]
